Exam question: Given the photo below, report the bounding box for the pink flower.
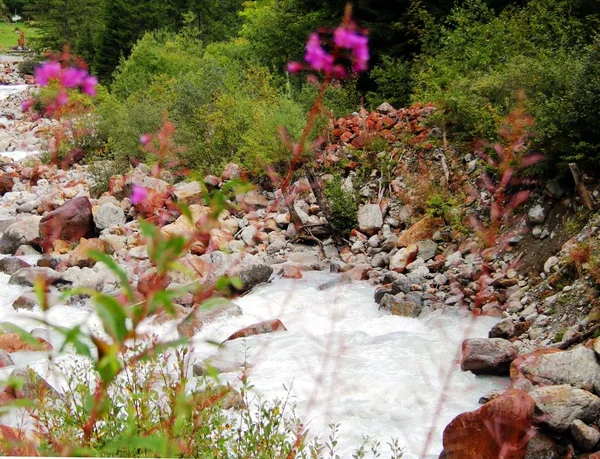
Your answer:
[287,62,303,73]
[333,27,369,72]
[305,33,334,73]
[34,62,61,86]
[82,75,98,96]
[130,184,148,205]
[139,134,151,146]
[60,68,87,88]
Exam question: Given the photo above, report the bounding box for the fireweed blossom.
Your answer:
[287,23,369,78]
[130,185,148,205]
[24,60,99,115]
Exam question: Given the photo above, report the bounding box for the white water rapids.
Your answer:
[0,84,39,161]
[0,263,506,458]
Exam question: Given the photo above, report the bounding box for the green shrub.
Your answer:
[366,56,413,109]
[325,175,358,236]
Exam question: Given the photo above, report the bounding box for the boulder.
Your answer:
[222,163,241,181]
[8,368,58,401]
[357,204,383,236]
[489,319,532,340]
[93,202,125,230]
[379,293,423,318]
[512,346,600,394]
[173,181,204,206]
[416,239,438,261]
[8,267,62,287]
[528,205,546,224]
[571,420,600,452]
[61,267,104,291]
[177,301,242,338]
[68,238,105,268]
[396,217,443,248]
[161,205,211,238]
[389,244,419,272]
[0,173,15,194]
[14,245,41,256]
[236,264,273,292]
[0,333,52,352]
[0,350,13,368]
[39,197,95,252]
[0,257,30,275]
[529,385,600,432]
[461,338,518,375]
[441,389,534,459]
[12,292,39,311]
[524,432,558,459]
[0,216,42,254]
[225,319,287,341]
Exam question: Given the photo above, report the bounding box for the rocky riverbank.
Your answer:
[0,66,599,457]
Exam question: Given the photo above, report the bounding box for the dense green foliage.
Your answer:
[24,0,600,176]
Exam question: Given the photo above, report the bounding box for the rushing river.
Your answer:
[0,261,505,458]
[0,84,38,161]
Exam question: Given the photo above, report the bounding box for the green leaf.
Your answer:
[59,325,92,358]
[96,354,122,385]
[93,294,129,343]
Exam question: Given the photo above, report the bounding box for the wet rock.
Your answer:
[529,385,600,432]
[177,301,243,338]
[513,346,600,394]
[9,267,62,287]
[93,202,125,230]
[571,419,600,451]
[441,389,534,459]
[0,333,52,352]
[39,197,95,252]
[0,216,42,254]
[396,217,443,248]
[357,204,383,235]
[225,319,287,341]
[489,319,532,340]
[379,293,423,318]
[0,257,30,275]
[0,350,13,368]
[236,264,273,291]
[461,338,517,375]
[12,292,39,311]
[9,368,59,401]
[524,432,559,459]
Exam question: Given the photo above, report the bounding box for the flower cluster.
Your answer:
[287,23,369,79]
[23,60,98,115]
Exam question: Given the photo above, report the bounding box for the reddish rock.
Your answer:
[396,217,444,248]
[226,319,287,342]
[281,265,303,279]
[340,131,353,143]
[39,197,95,252]
[0,173,16,194]
[441,389,535,459]
[0,333,52,353]
[222,163,241,181]
[204,175,221,188]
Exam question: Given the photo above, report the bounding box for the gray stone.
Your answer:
[571,419,600,451]
[14,245,41,256]
[12,292,39,311]
[9,267,62,287]
[61,267,105,291]
[524,432,558,459]
[379,293,423,318]
[0,216,42,254]
[417,239,438,261]
[357,204,383,235]
[237,264,273,291]
[530,385,600,432]
[0,256,30,275]
[93,203,125,230]
[528,204,546,224]
[0,350,13,367]
[461,338,518,375]
[518,346,600,394]
[370,252,389,268]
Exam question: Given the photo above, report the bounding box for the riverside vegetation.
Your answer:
[0,0,599,458]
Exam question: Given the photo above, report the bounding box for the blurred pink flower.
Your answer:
[305,33,334,73]
[60,68,87,88]
[333,26,369,71]
[286,62,303,73]
[82,76,98,96]
[130,184,148,205]
[21,99,33,112]
[56,90,69,106]
[139,134,151,146]
[34,62,61,86]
